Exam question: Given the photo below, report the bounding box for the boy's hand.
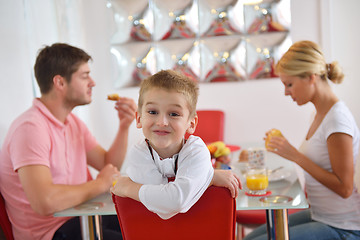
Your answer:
[111,175,142,201]
[212,169,242,198]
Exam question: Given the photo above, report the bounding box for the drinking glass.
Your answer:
[245,166,268,195]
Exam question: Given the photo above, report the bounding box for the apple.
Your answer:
[265,129,283,150]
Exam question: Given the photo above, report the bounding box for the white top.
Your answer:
[126,135,214,219]
[299,101,360,230]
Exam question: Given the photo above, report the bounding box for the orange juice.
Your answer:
[246,174,269,190]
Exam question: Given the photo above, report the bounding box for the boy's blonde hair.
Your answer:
[275,40,344,84]
[138,69,199,118]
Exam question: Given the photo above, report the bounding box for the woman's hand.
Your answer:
[265,130,299,162]
[211,169,242,198]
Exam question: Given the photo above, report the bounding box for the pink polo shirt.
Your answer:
[0,99,98,240]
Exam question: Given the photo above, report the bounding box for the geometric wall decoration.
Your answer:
[107,0,291,88]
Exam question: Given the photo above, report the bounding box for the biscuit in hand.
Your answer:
[107,93,121,101]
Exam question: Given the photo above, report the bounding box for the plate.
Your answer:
[259,195,293,204]
[268,169,291,182]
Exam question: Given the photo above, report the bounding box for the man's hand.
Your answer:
[212,169,242,198]
[96,163,120,192]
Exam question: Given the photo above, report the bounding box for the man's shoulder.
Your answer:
[66,112,87,128]
[10,105,47,130]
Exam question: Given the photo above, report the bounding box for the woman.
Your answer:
[245,41,360,240]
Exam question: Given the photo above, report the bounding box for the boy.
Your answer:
[112,69,240,219]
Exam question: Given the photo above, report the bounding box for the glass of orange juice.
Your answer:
[246,166,268,195]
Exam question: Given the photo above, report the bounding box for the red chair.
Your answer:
[187,110,240,152]
[112,186,236,240]
[187,110,225,144]
[0,192,14,240]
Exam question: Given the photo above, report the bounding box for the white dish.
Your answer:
[268,169,291,182]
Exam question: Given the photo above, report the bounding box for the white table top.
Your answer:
[232,150,309,210]
[54,192,116,217]
[55,149,308,217]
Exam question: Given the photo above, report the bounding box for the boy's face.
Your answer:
[136,88,197,157]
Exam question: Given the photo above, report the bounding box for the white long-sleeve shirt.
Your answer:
[126,135,214,219]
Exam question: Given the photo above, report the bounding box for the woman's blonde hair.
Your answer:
[138,69,199,118]
[275,40,344,84]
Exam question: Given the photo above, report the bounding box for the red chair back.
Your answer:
[187,110,225,143]
[0,192,14,240]
[112,186,236,240]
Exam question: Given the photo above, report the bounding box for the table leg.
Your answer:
[80,215,103,240]
[266,209,289,240]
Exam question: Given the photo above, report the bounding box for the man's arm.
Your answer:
[87,97,137,170]
[18,163,118,216]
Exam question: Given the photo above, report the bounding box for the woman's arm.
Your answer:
[268,133,354,198]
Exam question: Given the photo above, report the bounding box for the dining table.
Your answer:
[54,147,308,240]
[54,192,115,240]
[232,147,309,240]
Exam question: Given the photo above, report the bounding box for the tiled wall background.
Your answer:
[107,0,291,88]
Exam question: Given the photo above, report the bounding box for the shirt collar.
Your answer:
[33,98,69,128]
[145,138,184,161]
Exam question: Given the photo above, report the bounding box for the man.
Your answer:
[0,43,136,239]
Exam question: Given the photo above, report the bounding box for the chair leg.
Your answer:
[236,223,244,240]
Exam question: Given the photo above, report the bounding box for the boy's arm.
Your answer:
[211,169,242,198]
[111,175,142,201]
[111,169,242,202]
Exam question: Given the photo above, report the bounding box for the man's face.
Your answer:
[64,62,95,108]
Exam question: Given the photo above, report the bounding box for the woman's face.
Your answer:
[279,73,314,106]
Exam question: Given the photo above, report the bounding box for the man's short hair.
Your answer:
[34,43,92,94]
